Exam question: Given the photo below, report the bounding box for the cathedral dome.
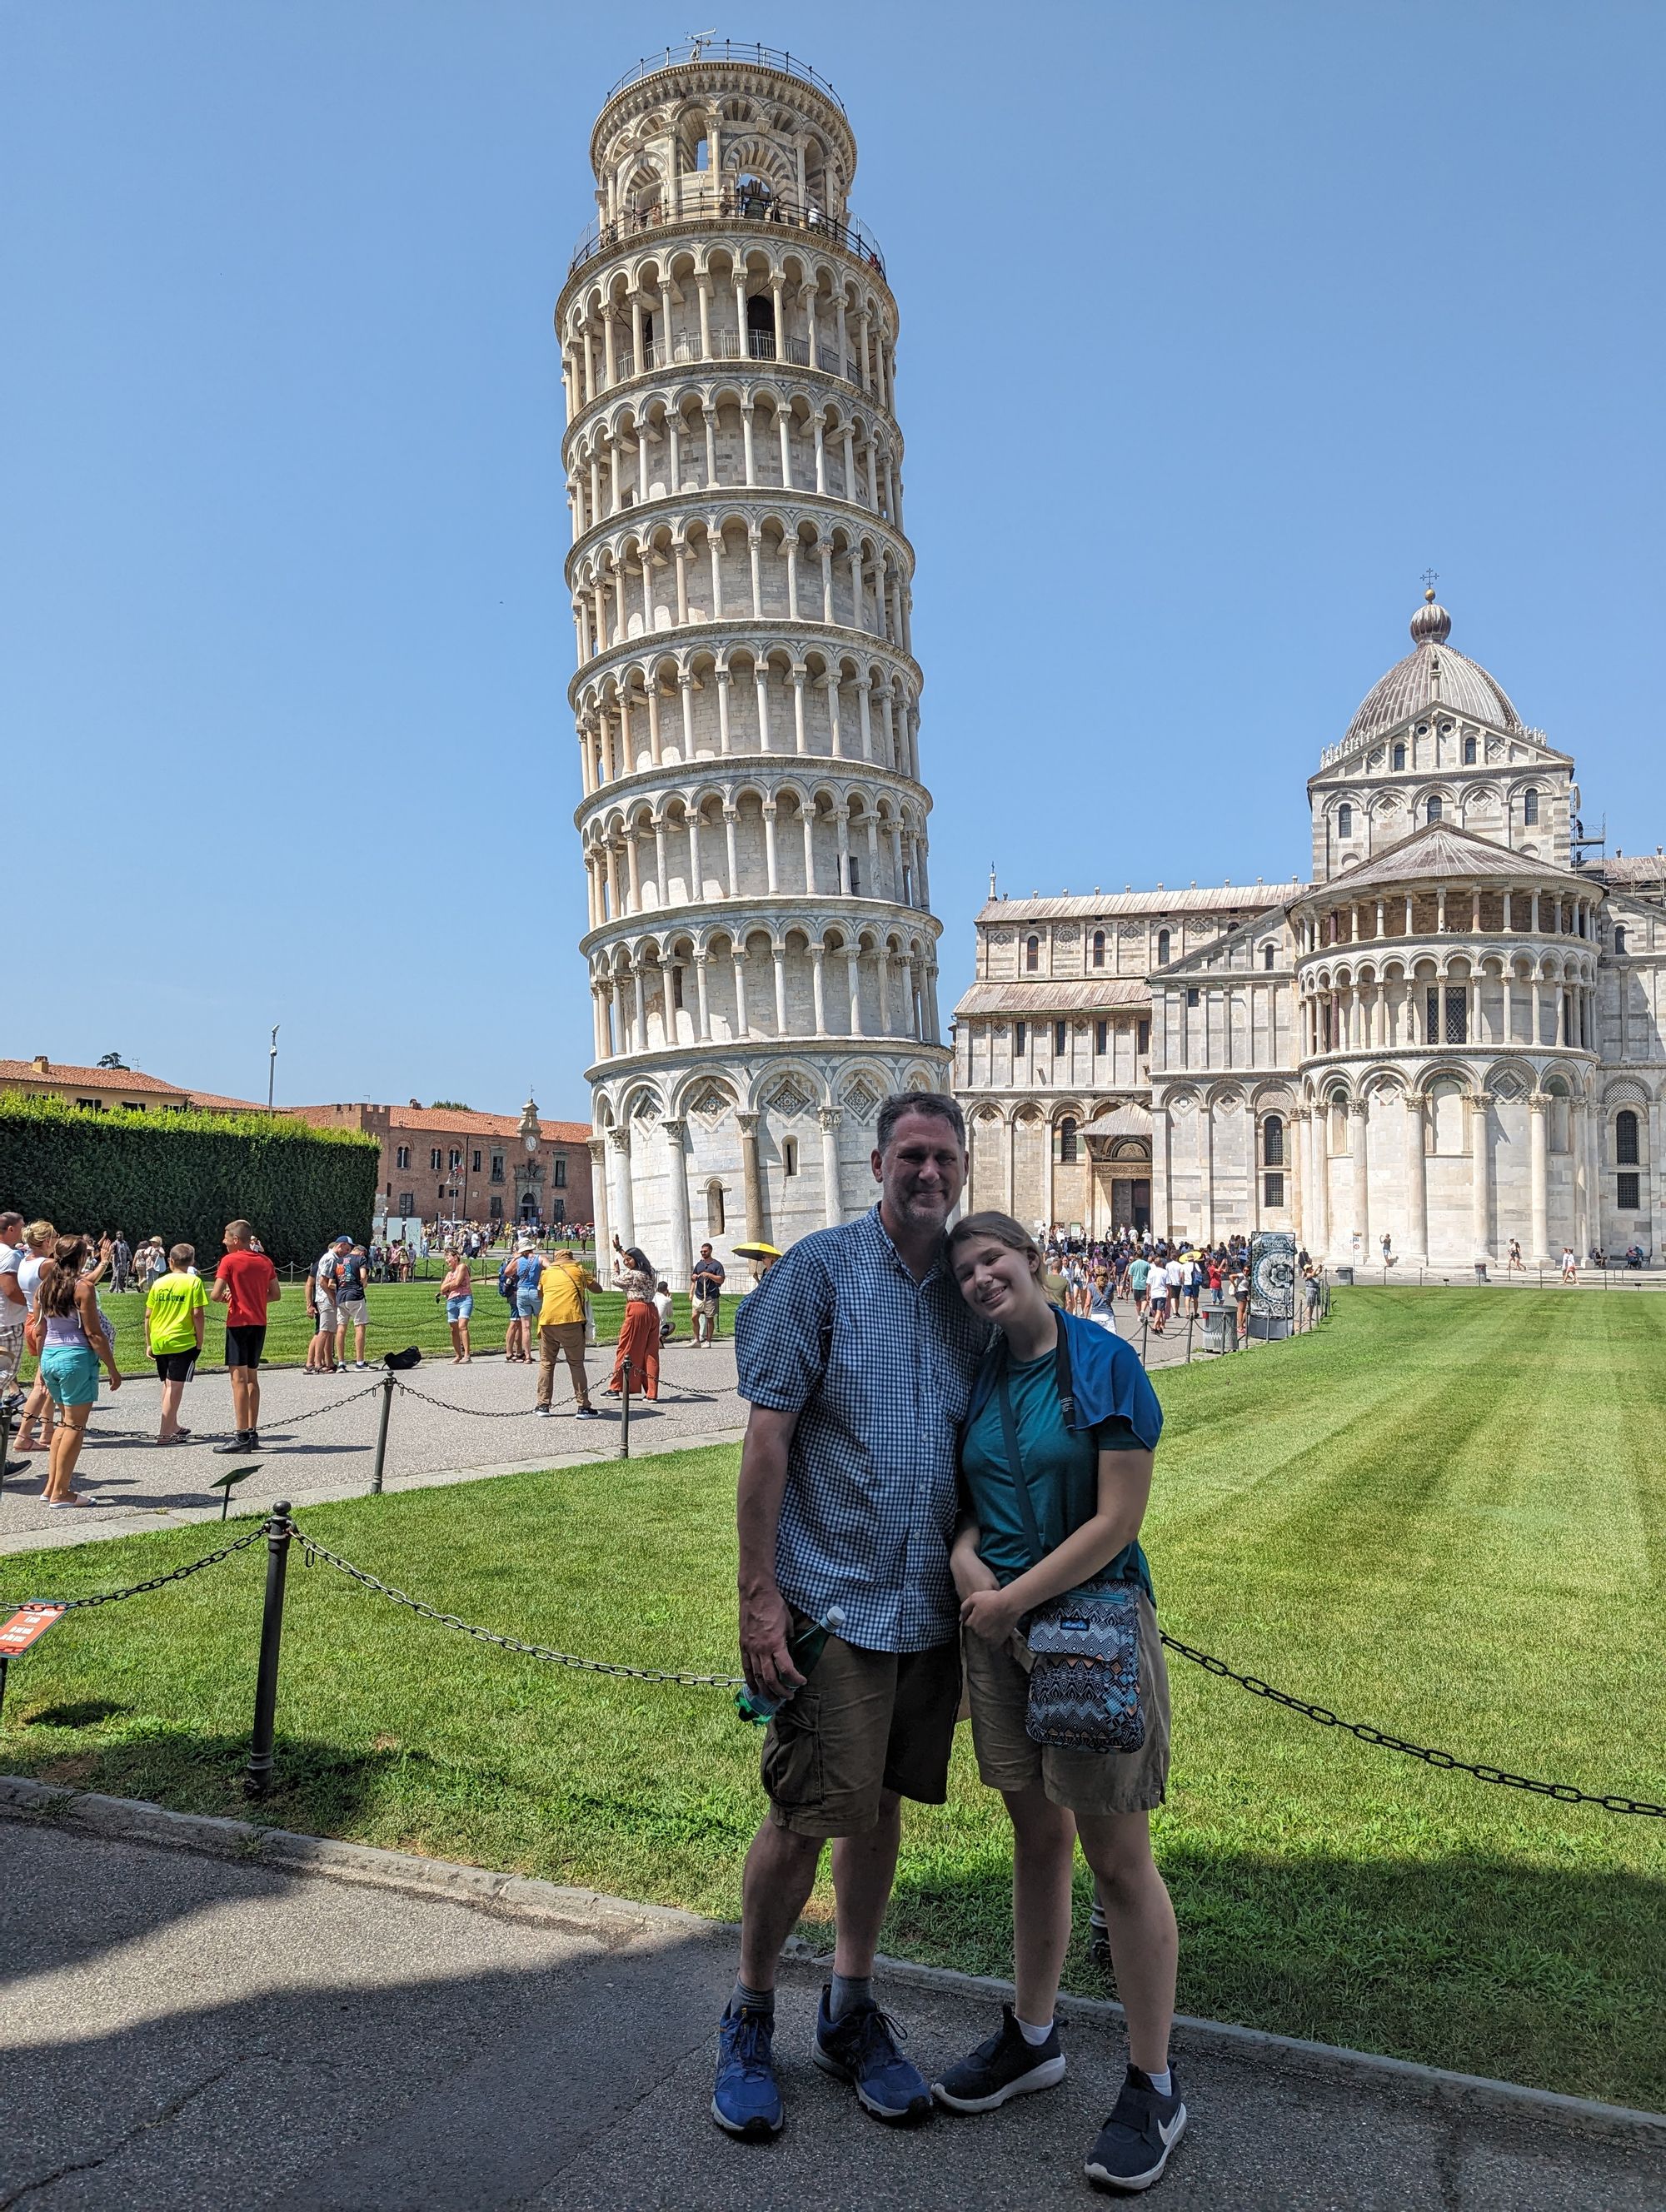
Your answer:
[1344,590,1522,747]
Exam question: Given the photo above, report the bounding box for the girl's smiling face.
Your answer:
[953,1233,1044,1327]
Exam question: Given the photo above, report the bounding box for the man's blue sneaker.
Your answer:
[711,2003,784,2138]
[811,1985,933,2123]
[1085,2065,1187,2192]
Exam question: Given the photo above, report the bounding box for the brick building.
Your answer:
[287,1099,594,1231]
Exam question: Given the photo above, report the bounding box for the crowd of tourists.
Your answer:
[0,1212,284,1503]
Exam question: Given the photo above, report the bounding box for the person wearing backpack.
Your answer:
[931,1209,1185,2195]
[500,1248,529,1363]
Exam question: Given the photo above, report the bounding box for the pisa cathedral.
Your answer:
[955,591,1666,1267]
[559,44,946,1286]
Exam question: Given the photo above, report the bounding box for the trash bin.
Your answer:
[1473,1261,1489,1282]
[1335,1266,1354,1286]
[1202,1309,1236,1354]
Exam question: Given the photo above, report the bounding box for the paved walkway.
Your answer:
[1,1812,1658,2211]
[0,1343,747,1558]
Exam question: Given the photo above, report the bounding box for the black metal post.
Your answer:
[618,1358,631,1459]
[1185,1312,1195,1364]
[0,1652,8,1721]
[370,1369,397,1496]
[1140,1314,1150,1368]
[0,1397,12,1492]
[244,1502,293,1799]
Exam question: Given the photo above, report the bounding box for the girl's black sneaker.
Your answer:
[1085,2065,1187,2192]
[931,2004,1065,2112]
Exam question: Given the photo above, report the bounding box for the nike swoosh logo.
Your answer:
[1158,2111,1184,2146]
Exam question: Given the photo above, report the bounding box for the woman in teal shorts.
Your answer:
[32,1235,122,1508]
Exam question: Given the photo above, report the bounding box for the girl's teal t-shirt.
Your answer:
[960,1347,1154,1598]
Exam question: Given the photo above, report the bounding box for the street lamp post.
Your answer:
[267,1025,280,1111]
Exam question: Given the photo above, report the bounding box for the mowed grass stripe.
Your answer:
[2,1292,1662,2106]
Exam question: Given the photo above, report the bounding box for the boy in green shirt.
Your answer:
[144,1243,209,1444]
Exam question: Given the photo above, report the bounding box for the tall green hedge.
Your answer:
[0,1096,379,1268]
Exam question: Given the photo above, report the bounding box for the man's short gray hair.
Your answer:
[875,1091,965,1155]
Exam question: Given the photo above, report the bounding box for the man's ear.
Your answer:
[870,1148,884,1183]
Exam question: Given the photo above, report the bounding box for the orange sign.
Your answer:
[0,1604,66,1656]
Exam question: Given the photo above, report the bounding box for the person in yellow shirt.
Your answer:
[534,1249,600,1419]
[144,1243,210,1444]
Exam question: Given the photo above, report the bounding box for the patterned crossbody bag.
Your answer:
[994,1328,1145,1756]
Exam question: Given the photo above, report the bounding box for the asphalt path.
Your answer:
[2,1818,1659,2211]
[0,1342,746,1557]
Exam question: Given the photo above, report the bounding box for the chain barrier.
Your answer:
[0,1522,267,1613]
[271,1382,387,1429]
[293,1525,746,1686]
[1157,1630,1666,1819]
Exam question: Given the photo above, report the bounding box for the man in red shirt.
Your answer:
[210,1219,281,1452]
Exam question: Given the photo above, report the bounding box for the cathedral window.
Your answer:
[1263,944,1275,969]
[1092,929,1105,967]
[1616,1110,1640,1165]
[782,1138,799,1177]
[706,1181,726,1233]
[1185,987,1200,1008]
[1426,795,1443,824]
[1095,1020,1108,1054]
[1054,1020,1067,1055]
[1025,934,1039,972]
[1614,924,1628,954]
[1392,743,1406,770]
[1337,804,1353,839]
[1619,1171,1642,1210]
[1137,1019,1150,1054]
[1463,735,1477,764]
[1015,1020,1027,1055]
[1058,1117,1079,1163]
[1264,1173,1284,1208]
[1156,929,1171,964]
[1263,1114,1284,1167]
[1523,789,1539,825]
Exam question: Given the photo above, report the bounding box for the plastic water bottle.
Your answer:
[736,1605,845,1725]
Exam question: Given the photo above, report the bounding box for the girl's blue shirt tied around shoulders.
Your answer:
[959,1307,1164,1601]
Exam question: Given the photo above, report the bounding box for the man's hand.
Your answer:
[739,1580,803,1703]
[960,1584,1023,1649]
[950,1542,999,1606]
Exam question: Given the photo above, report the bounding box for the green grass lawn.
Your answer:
[35,1277,729,1378]
[2,1288,1662,2108]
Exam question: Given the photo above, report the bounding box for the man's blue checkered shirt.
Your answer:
[735,1204,994,1653]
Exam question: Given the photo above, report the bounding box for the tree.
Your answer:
[429,1099,471,1111]
[97,1052,128,1069]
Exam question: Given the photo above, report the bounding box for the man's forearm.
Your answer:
[736,1420,793,1595]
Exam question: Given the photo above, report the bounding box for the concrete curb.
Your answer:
[2,1773,1660,2145]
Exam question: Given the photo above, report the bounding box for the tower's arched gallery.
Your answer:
[557,42,946,1283]
[955,593,1666,1267]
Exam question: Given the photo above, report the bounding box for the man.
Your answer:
[691,1242,726,1346]
[335,1241,371,1368]
[307,1238,348,1373]
[144,1243,209,1443]
[712,1093,990,2140]
[210,1220,281,1452]
[1146,1257,1170,1333]
[534,1247,600,1418]
[0,1212,31,1473]
[110,1229,132,1295]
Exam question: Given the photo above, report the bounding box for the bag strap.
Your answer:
[995,1357,1047,1572]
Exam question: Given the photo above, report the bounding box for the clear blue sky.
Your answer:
[6,2,1662,1118]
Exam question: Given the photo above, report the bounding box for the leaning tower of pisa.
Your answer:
[556,41,950,1286]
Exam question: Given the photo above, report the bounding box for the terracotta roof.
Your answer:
[180,1089,268,1113]
[387,1105,591,1144]
[1309,822,1591,898]
[954,979,1152,1018]
[0,1059,192,1098]
[294,1102,591,1143]
[980,883,1302,923]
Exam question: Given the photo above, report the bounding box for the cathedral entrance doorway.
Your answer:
[1090,1134,1152,1236]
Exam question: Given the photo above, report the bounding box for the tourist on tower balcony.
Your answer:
[932,1208,1185,2193]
